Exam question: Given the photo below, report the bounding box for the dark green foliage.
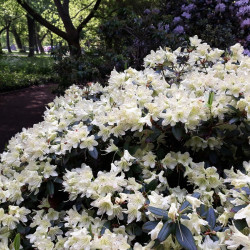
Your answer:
[52,46,128,92]
[0,54,56,92]
[175,224,197,250]
[206,208,216,229]
[157,222,175,242]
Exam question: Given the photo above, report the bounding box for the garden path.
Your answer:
[0,84,57,153]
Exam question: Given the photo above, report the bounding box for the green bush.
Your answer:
[0,55,57,92]
[52,46,128,92]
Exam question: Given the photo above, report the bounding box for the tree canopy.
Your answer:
[16,0,102,56]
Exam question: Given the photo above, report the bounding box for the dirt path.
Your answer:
[0,84,57,153]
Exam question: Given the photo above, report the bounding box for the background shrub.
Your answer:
[52,0,249,92]
[0,55,57,92]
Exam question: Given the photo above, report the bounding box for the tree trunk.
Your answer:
[35,34,39,54]
[51,38,54,55]
[37,35,44,53]
[16,0,101,58]
[0,27,7,54]
[11,24,24,52]
[68,37,81,57]
[6,26,12,53]
[27,15,35,57]
[36,29,45,54]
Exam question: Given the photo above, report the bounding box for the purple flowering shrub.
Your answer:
[54,0,249,88]
[97,0,249,72]
[99,7,178,69]
[158,0,250,53]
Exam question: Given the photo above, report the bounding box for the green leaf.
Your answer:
[227,104,238,112]
[176,224,197,250]
[146,127,161,142]
[16,224,26,234]
[46,181,54,197]
[88,147,98,159]
[124,61,128,70]
[231,205,247,213]
[234,219,248,231]
[229,117,239,124]
[206,207,216,229]
[241,187,250,195]
[208,91,214,107]
[133,224,143,236]
[128,145,140,155]
[198,204,207,217]
[145,179,158,192]
[131,164,142,174]
[148,206,168,219]
[142,221,159,233]
[179,192,200,212]
[54,177,63,184]
[14,233,21,250]
[157,222,175,242]
[172,126,183,141]
[243,121,250,132]
[101,221,111,235]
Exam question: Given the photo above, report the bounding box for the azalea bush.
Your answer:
[0,36,250,249]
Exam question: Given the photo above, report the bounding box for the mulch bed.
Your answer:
[0,84,57,153]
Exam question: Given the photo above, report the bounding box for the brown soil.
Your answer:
[0,84,57,153]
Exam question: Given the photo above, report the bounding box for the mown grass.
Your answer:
[0,53,57,92]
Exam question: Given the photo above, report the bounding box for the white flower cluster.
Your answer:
[0,36,249,249]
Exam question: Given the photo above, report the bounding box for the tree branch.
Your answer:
[71,1,95,20]
[16,0,68,41]
[77,0,101,33]
[54,0,76,34]
[63,0,69,13]
[0,27,7,35]
[40,30,50,43]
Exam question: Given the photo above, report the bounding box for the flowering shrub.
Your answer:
[158,0,250,54]
[95,0,249,80]
[0,36,250,249]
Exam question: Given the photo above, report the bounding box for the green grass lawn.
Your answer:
[0,52,57,92]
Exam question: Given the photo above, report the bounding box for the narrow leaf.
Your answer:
[145,179,158,192]
[157,222,174,242]
[147,206,168,219]
[198,204,207,217]
[46,181,54,196]
[206,207,216,229]
[176,224,197,250]
[234,219,248,231]
[231,205,247,213]
[227,104,238,112]
[14,233,21,250]
[241,187,250,195]
[208,91,214,106]
[88,147,98,159]
[180,192,201,212]
[172,126,183,141]
[101,221,111,235]
[229,117,239,124]
[142,221,159,233]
